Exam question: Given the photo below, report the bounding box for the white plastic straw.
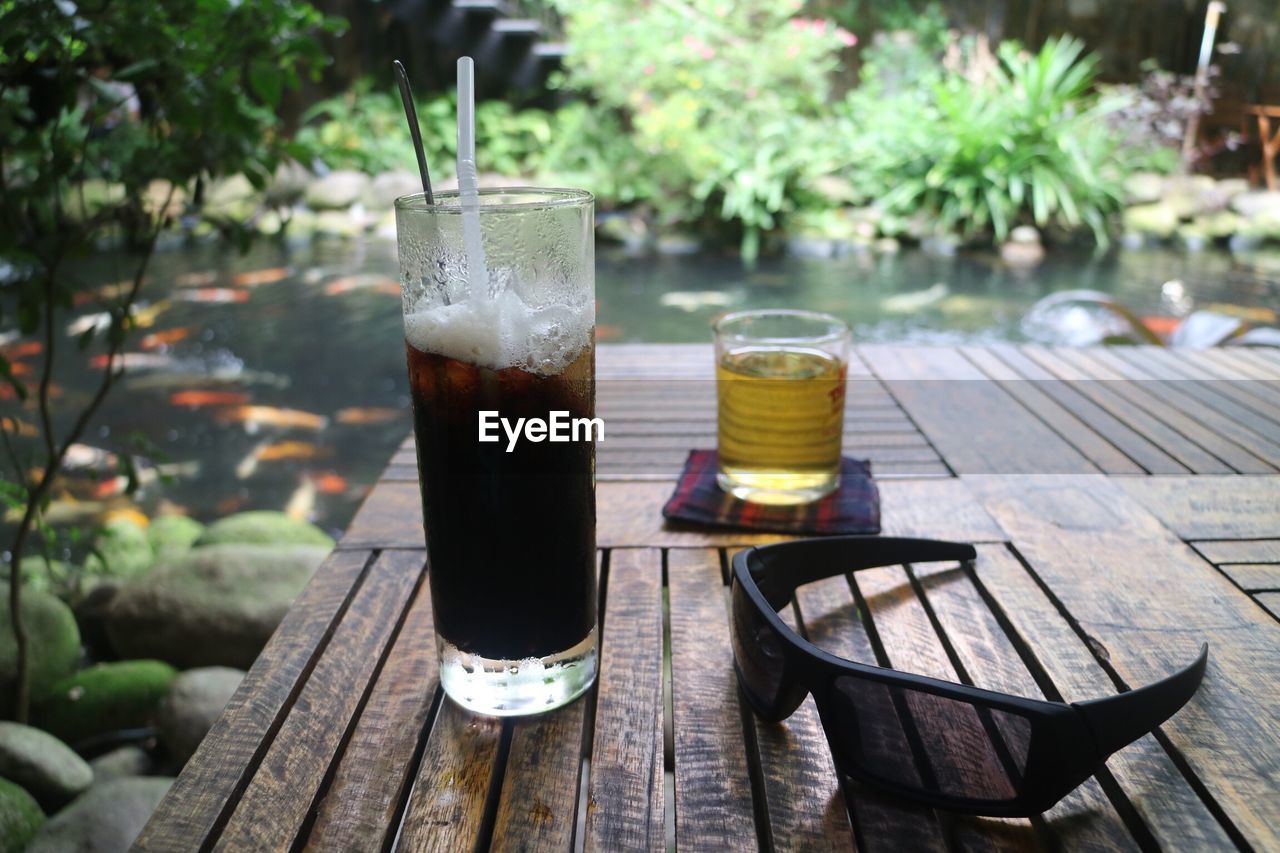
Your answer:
[456,56,489,296]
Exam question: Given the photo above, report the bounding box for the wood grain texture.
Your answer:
[666,549,757,848]
[967,476,1280,849]
[337,480,423,550]
[489,554,604,852]
[490,699,587,851]
[134,549,372,851]
[792,575,950,852]
[859,345,1097,474]
[305,566,437,850]
[1217,563,1280,591]
[397,701,504,851]
[967,543,1234,850]
[1054,347,1276,474]
[597,481,787,549]
[597,478,1006,549]
[877,478,1006,542]
[1115,476,1280,539]
[585,549,665,851]
[1104,347,1280,452]
[213,550,425,851]
[1172,350,1280,416]
[750,675,856,848]
[986,345,1184,474]
[911,561,1137,851]
[1190,538,1280,564]
[1257,592,1280,621]
[958,346,1144,475]
[1020,347,1231,474]
[852,564,1043,851]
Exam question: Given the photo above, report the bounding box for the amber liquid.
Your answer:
[716,347,846,504]
[406,342,597,660]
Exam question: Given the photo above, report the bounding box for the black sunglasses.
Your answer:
[730,536,1208,817]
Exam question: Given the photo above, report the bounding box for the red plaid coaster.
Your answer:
[662,450,881,535]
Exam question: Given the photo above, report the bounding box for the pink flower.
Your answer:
[837,28,857,47]
[700,46,715,59]
[643,64,655,75]
[683,35,704,51]
[786,44,801,58]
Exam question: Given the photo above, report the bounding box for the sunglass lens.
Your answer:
[731,579,791,716]
[828,676,1033,804]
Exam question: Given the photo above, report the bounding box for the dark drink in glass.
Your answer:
[395,189,597,716]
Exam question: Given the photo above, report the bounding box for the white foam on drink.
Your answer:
[404,289,592,375]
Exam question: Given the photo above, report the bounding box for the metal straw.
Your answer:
[394,60,434,204]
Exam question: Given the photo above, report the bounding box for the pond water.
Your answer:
[12,236,1279,538]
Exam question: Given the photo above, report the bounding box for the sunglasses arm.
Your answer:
[1071,643,1209,759]
[747,537,978,601]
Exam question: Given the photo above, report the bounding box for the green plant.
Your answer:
[297,82,558,178]
[852,36,1125,244]
[0,0,335,722]
[550,0,856,259]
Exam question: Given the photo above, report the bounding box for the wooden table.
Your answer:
[138,344,1280,851]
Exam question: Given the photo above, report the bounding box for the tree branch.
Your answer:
[7,184,174,721]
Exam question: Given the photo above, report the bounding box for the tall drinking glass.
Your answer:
[395,188,597,717]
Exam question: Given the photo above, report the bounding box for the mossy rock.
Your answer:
[0,722,92,808]
[0,777,44,853]
[35,660,177,745]
[1,556,72,597]
[84,519,154,579]
[1122,202,1179,239]
[148,515,205,562]
[102,544,329,668]
[25,777,172,853]
[0,582,81,703]
[195,511,334,549]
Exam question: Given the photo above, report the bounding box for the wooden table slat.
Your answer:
[1190,538,1280,564]
[967,475,1279,849]
[984,345,1186,474]
[958,346,1145,475]
[488,554,605,851]
[911,560,1137,851]
[1054,347,1278,474]
[397,701,504,850]
[968,543,1236,850]
[667,549,759,848]
[585,549,666,851]
[213,550,425,851]
[305,565,437,850]
[1105,347,1280,449]
[792,575,951,851]
[1021,347,1231,474]
[134,549,374,851]
[859,345,1098,475]
[853,564,1043,851]
[1115,475,1280,540]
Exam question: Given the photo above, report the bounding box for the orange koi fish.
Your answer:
[141,327,195,350]
[1,342,42,359]
[256,441,329,462]
[169,390,250,407]
[232,267,292,287]
[334,406,401,425]
[323,275,400,296]
[217,405,328,431]
[313,472,349,495]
